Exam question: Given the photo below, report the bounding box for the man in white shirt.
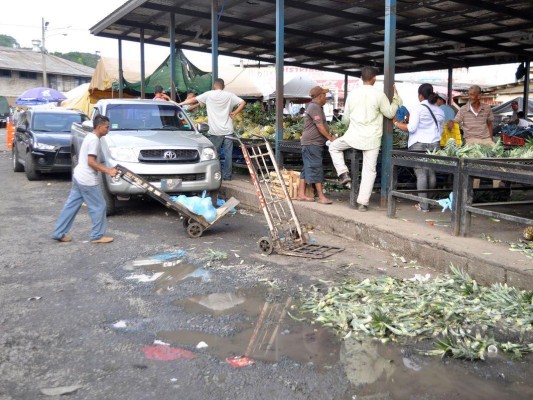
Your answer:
[328,66,402,211]
[178,79,246,181]
[52,115,118,243]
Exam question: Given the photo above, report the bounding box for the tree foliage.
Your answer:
[0,35,20,48]
[51,52,100,68]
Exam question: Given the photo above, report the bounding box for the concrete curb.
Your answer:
[219,179,533,290]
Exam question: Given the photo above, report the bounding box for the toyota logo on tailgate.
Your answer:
[163,150,177,159]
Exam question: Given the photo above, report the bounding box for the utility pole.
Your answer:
[42,18,48,87]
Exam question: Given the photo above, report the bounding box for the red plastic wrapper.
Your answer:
[226,355,255,368]
[142,345,196,361]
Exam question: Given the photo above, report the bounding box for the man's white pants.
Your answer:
[328,138,380,206]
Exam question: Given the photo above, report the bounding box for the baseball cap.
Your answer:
[309,86,329,98]
[436,92,448,102]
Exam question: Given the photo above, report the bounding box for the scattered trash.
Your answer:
[170,378,178,382]
[27,296,42,301]
[151,251,186,260]
[206,249,227,261]
[226,355,255,368]
[234,253,240,258]
[407,273,431,282]
[196,341,209,349]
[489,218,500,222]
[153,340,170,346]
[402,357,422,371]
[238,209,254,217]
[142,345,195,361]
[40,385,82,396]
[437,192,453,212]
[113,320,127,328]
[126,272,164,283]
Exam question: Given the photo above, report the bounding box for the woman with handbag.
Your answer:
[394,83,444,212]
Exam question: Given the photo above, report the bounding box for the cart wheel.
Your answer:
[258,237,274,255]
[186,222,204,238]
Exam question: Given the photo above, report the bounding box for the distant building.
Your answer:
[0,47,94,106]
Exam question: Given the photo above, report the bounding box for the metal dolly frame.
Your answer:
[233,135,343,258]
[460,158,533,236]
[114,164,239,238]
[388,150,464,236]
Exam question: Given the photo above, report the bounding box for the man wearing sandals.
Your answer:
[297,86,336,204]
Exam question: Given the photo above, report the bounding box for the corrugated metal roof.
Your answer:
[90,0,533,76]
[0,47,94,77]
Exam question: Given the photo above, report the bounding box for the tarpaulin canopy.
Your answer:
[492,97,533,114]
[117,49,212,98]
[268,75,319,101]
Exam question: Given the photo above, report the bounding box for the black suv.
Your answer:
[12,108,89,180]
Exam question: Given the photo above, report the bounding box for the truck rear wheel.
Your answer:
[99,173,116,216]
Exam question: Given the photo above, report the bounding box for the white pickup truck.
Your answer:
[71,99,221,215]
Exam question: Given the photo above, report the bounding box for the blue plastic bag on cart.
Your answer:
[170,191,217,223]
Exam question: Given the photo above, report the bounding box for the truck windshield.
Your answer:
[106,104,194,131]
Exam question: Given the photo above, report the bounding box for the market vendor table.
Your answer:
[387,150,464,236]
[460,158,533,236]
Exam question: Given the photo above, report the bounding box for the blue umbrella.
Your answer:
[16,87,67,105]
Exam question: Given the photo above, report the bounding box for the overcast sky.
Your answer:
[1,0,520,86]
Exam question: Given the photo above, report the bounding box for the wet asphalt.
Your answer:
[0,145,531,400]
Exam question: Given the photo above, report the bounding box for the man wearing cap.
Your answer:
[436,92,455,125]
[448,85,493,145]
[331,109,342,123]
[328,66,402,212]
[296,86,336,204]
[508,101,519,125]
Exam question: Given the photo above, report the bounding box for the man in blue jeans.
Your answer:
[52,115,118,243]
[177,78,246,181]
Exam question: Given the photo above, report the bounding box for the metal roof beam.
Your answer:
[447,0,533,22]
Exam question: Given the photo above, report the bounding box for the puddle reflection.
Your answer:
[166,289,339,366]
[341,337,532,400]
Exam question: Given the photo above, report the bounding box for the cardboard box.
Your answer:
[269,169,313,199]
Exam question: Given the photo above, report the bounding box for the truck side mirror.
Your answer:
[81,120,93,132]
[197,122,209,133]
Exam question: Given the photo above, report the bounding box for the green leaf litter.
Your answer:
[300,265,532,360]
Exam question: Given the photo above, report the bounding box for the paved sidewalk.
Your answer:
[220,173,533,290]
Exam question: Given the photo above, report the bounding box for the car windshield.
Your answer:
[106,104,194,131]
[32,113,86,133]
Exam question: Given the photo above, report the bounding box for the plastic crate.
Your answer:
[501,134,525,146]
[440,122,462,146]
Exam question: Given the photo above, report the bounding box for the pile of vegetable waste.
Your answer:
[300,265,532,360]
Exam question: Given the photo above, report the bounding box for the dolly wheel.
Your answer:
[258,237,274,255]
[186,222,204,238]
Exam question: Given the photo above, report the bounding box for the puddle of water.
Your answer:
[124,254,211,293]
[341,337,533,400]
[165,288,340,366]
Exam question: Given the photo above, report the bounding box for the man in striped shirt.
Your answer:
[449,85,494,145]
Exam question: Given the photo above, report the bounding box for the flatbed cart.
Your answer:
[114,164,239,238]
[232,135,343,259]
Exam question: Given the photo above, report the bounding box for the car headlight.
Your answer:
[34,142,56,150]
[108,147,138,162]
[200,147,217,161]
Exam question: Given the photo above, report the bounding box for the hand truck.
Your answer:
[114,164,239,238]
[232,135,343,258]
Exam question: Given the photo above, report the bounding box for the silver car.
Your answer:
[71,99,221,215]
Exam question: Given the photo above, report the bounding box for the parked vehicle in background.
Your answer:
[0,96,10,128]
[12,108,89,180]
[71,99,221,215]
